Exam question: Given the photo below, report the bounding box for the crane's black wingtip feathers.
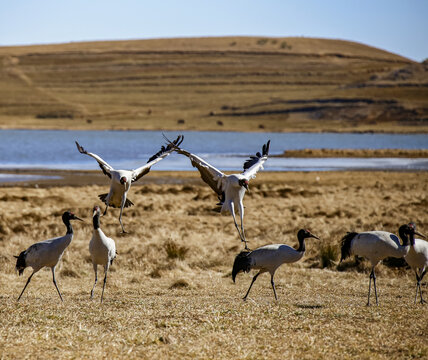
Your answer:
[147,135,184,163]
[75,141,87,154]
[232,250,252,282]
[242,140,271,171]
[265,140,271,155]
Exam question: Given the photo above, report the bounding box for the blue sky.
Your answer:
[1,0,427,61]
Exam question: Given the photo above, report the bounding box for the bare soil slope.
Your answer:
[1,37,427,132]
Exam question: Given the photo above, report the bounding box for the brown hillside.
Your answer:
[0,36,427,132]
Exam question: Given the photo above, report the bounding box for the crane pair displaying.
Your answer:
[340,223,427,306]
[75,135,271,249]
[15,208,116,303]
[232,223,427,304]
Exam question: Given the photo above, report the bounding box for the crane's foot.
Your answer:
[241,239,249,250]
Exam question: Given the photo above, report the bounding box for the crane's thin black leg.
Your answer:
[17,272,35,302]
[52,267,64,302]
[367,271,372,306]
[243,271,260,301]
[230,204,246,247]
[90,263,98,299]
[418,270,426,304]
[119,202,127,233]
[101,266,108,303]
[367,267,378,306]
[372,268,378,306]
[271,274,278,301]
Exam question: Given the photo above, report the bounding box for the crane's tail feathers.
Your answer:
[15,251,27,276]
[340,232,358,262]
[232,250,252,282]
[124,198,134,208]
[98,194,134,208]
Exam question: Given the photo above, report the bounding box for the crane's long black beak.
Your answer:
[415,231,426,239]
[74,215,84,222]
[310,234,320,240]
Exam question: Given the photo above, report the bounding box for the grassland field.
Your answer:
[0,35,427,359]
[0,170,427,359]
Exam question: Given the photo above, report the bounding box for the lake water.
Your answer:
[0,130,427,173]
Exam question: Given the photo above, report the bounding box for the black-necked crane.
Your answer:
[14,211,83,302]
[75,135,183,233]
[340,224,415,306]
[404,222,427,304]
[165,136,270,249]
[232,229,319,301]
[89,205,116,303]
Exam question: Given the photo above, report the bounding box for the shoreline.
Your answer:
[1,125,427,134]
[0,168,426,188]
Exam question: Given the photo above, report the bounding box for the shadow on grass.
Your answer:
[294,304,324,309]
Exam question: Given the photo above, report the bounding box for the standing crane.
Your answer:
[75,135,183,233]
[165,136,270,249]
[340,224,416,306]
[89,205,116,303]
[232,229,319,301]
[14,211,83,302]
[404,222,427,304]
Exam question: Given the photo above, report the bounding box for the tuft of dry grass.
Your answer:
[0,170,427,359]
[164,240,189,260]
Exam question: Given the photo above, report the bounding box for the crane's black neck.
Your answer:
[297,233,306,253]
[63,218,73,235]
[93,213,100,230]
[398,226,410,246]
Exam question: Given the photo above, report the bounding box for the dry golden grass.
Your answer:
[1,36,427,133]
[0,171,427,359]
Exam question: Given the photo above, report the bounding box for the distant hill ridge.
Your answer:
[0,37,426,132]
[0,37,411,61]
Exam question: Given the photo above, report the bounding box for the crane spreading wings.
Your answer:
[163,135,270,198]
[163,135,270,249]
[75,135,184,182]
[75,135,183,233]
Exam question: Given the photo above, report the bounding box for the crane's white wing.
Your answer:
[75,141,114,178]
[164,136,226,196]
[242,140,270,180]
[131,135,184,182]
